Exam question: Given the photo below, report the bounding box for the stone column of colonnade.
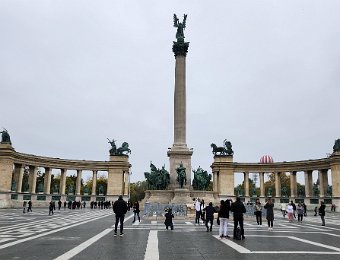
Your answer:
[330,152,340,212]
[16,164,24,193]
[259,172,265,197]
[290,171,297,198]
[28,166,38,194]
[76,170,82,196]
[275,172,281,198]
[244,172,249,198]
[304,170,313,198]
[43,168,52,194]
[92,170,97,196]
[318,169,328,198]
[60,169,67,195]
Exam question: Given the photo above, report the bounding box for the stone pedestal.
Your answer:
[211,156,234,199]
[167,149,193,189]
[107,155,130,196]
[171,188,193,205]
[0,144,15,192]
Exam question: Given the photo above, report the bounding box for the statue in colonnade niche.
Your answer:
[298,186,305,197]
[37,182,44,193]
[327,186,332,196]
[23,182,29,192]
[68,185,74,194]
[0,128,12,144]
[98,185,104,195]
[281,187,288,197]
[53,184,59,193]
[11,180,16,191]
[252,186,257,197]
[176,162,186,188]
[211,139,234,156]
[333,139,340,153]
[192,166,211,190]
[267,187,272,197]
[83,185,89,194]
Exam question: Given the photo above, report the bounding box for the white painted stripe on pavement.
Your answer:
[213,235,251,253]
[54,228,113,260]
[0,214,109,250]
[185,222,193,225]
[288,236,340,252]
[252,251,340,254]
[151,221,157,224]
[144,230,159,260]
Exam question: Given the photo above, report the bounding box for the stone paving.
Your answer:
[0,208,339,259]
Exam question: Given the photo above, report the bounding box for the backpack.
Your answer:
[235,227,242,240]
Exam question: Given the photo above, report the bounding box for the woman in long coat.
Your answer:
[264,198,274,230]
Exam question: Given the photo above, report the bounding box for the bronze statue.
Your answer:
[144,162,170,190]
[173,14,187,43]
[0,128,11,145]
[333,139,340,152]
[281,186,288,197]
[176,162,186,188]
[108,139,131,155]
[211,139,234,156]
[192,166,211,190]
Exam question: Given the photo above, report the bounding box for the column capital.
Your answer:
[172,41,189,57]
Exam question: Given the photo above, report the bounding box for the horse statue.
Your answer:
[211,139,234,156]
[144,163,170,190]
[117,142,131,155]
[176,162,187,188]
[0,128,12,145]
[192,166,211,190]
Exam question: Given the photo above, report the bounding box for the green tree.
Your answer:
[130,181,147,203]
[85,176,107,195]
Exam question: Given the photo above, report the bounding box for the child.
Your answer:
[164,208,174,230]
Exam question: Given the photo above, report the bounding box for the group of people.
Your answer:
[22,200,32,213]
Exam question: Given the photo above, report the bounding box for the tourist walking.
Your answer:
[218,200,231,238]
[23,201,27,213]
[281,203,287,218]
[49,201,54,215]
[194,198,201,225]
[113,195,128,237]
[132,202,140,223]
[201,199,206,223]
[291,201,296,218]
[297,203,304,222]
[205,202,216,232]
[264,198,274,230]
[164,208,174,230]
[58,200,62,210]
[27,200,32,212]
[287,203,294,222]
[231,197,246,240]
[254,199,262,225]
[302,202,307,216]
[319,201,326,226]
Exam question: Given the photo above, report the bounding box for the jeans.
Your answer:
[205,217,213,231]
[298,214,303,222]
[133,212,140,222]
[195,211,201,224]
[255,211,262,225]
[115,215,125,234]
[320,215,325,226]
[267,219,273,227]
[219,217,228,237]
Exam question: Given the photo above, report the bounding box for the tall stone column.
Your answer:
[322,169,329,195]
[76,170,82,195]
[17,164,24,193]
[60,169,67,195]
[167,25,193,189]
[259,172,265,197]
[290,171,297,198]
[275,172,281,197]
[304,170,313,198]
[318,170,324,198]
[28,166,38,194]
[92,170,97,196]
[244,172,249,197]
[330,151,340,212]
[44,167,52,194]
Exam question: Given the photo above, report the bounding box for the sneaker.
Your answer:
[225,235,230,238]
[114,232,117,237]
[242,236,246,240]
[219,235,223,239]
[120,233,124,237]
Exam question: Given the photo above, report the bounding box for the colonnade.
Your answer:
[211,152,340,211]
[0,143,131,207]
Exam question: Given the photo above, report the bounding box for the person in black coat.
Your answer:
[133,202,141,223]
[164,208,174,230]
[205,202,216,232]
[319,201,326,226]
[231,197,246,240]
[264,198,274,230]
[113,195,128,236]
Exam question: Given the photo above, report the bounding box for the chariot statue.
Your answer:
[108,138,131,155]
[176,162,187,188]
[192,166,211,190]
[211,139,234,156]
[0,128,11,145]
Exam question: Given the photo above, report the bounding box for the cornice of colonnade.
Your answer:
[211,155,337,172]
[3,148,129,171]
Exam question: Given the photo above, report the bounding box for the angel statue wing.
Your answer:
[173,14,179,27]
[183,14,187,28]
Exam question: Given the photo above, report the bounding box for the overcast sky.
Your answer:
[1,1,339,184]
